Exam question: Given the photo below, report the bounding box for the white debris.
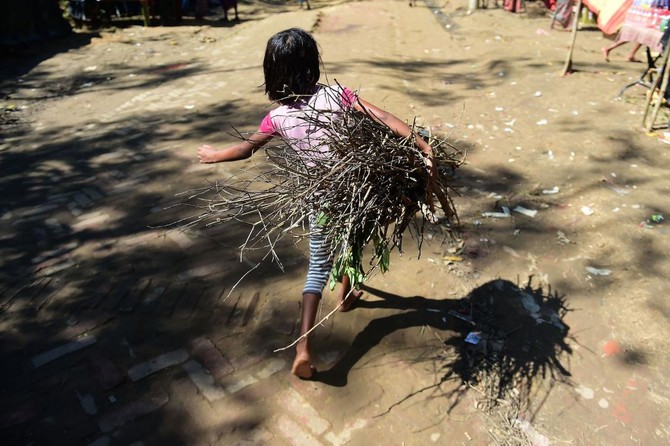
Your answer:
[513,206,538,217]
[482,206,511,218]
[581,206,595,216]
[586,266,612,276]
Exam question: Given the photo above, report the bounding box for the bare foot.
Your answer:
[602,47,610,62]
[626,56,641,63]
[292,343,315,379]
[340,289,363,312]
[292,357,315,379]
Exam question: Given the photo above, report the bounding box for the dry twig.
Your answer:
[172,87,463,292]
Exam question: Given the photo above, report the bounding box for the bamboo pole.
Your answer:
[561,0,583,76]
[642,42,670,131]
[140,0,150,27]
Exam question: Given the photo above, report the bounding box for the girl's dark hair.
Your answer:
[263,28,321,104]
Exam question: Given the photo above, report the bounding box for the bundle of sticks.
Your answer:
[178,101,463,289]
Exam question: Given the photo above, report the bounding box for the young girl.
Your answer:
[197,28,435,379]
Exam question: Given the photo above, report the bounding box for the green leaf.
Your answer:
[316,211,329,227]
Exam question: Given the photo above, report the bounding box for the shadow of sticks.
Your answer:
[314,277,573,417]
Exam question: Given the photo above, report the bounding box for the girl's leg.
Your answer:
[626,43,643,62]
[603,41,627,62]
[292,292,320,378]
[293,215,331,378]
[338,274,363,312]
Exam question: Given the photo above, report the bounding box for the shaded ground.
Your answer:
[1,0,669,445]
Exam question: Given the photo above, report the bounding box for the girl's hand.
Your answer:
[422,152,437,183]
[197,145,219,163]
[423,153,435,173]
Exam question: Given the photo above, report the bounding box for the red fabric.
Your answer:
[545,0,557,10]
[503,0,524,11]
[583,0,634,35]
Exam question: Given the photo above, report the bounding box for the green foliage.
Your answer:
[329,224,391,291]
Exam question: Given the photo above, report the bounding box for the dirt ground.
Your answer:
[2,0,670,445]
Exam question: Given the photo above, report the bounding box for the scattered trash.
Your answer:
[534,91,542,97]
[556,230,571,245]
[443,255,464,262]
[575,385,595,400]
[448,239,465,253]
[465,332,481,345]
[448,309,473,323]
[603,339,622,357]
[516,419,551,446]
[542,186,560,194]
[536,119,548,125]
[503,246,521,258]
[513,206,537,217]
[581,206,595,216]
[586,266,612,276]
[482,206,511,218]
[83,65,97,72]
[547,150,554,160]
[513,229,521,236]
[536,28,549,35]
[495,106,504,111]
[640,214,664,228]
[605,185,628,195]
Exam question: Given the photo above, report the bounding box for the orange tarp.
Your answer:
[583,0,634,34]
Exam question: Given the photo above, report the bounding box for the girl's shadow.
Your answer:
[314,278,572,410]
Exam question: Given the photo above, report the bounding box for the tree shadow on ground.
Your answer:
[0,31,98,83]
[315,277,572,417]
[0,55,305,445]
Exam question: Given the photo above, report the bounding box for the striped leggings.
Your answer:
[303,215,334,296]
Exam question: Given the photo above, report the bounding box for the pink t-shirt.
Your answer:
[258,85,357,157]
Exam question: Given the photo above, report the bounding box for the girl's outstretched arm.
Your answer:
[197,132,274,163]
